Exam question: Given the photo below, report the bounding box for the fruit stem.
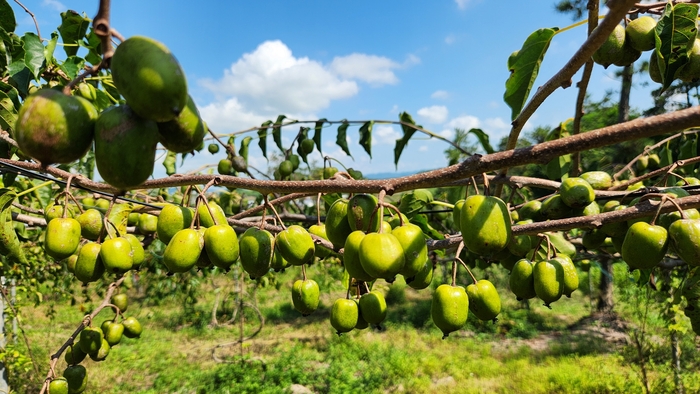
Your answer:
[482,173,490,197]
[451,260,457,287]
[470,177,479,196]
[198,193,221,226]
[191,195,202,230]
[377,190,387,233]
[265,195,286,230]
[208,127,236,158]
[456,257,478,285]
[532,234,547,261]
[555,18,591,35]
[15,180,53,198]
[62,176,74,218]
[302,264,307,281]
[430,200,455,209]
[316,194,322,227]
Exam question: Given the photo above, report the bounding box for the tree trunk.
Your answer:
[596,259,614,312]
[617,64,633,124]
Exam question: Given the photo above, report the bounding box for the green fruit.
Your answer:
[392,223,428,278]
[74,242,105,283]
[541,194,575,220]
[289,154,300,171]
[580,171,613,190]
[82,197,96,208]
[270,247,290,272]
[279,160,294,178]
[94,105,159,189]
[300,138,315,154]
[102,322,124,346]
[15,89,95,164]
[534,259,565,307]
[111,293,128,312]
[406,260,433,290]
[660,208,700,230]
[431,284,468,338]
[452,199,465,229]
[197,201,228,227]
[123,234,145,269]
[111,36,187,122]
[560,177,595,209]
[669,219,700,266]
[387,212,410,229]
[507,231,532,257]
[330,298,358,334]
[578,259,591,272]
[157,204,194,244]
[163,229,203,273]
[466,279,501,321]
[626,16,656,52]
[88,338,110,361]
[592,24,626,68]
[323,166,339,179]
[510,210,520,222]
[63,364,87,394]
[137,213,158,235]
[547,232,576,259]
[44,203,76,222]
[204,224,240,270]
[649,50,662,83]
[460,195,512,256]
[601,205,629,236]
[122,316,143,338]
[64,345,87,365]
[157,95,206,153]
[208,143,219,154]
[95,199,110,211]
[499,253,520,272]
[347,194,380,233]
[343,230,374,282]
[218,159,232,175]
[276,225,315,266]
[79,326,103,354]
[359,291,387,325]
[679,39,700,82]
[553,255,579,298]
[231,156,248,173]
[292,279,320,316]
[49,377,69,394]
[45,218,81,260]
[621,222,668,270]
[582,228,607,250]
[509,259,537,300]
[75,208,104,241]
[355,301,370,330]
[613,41,642,67]
[575,200,600,217]
[238,227,274,279]
[308,224,332,258]
[518,200,543,221]
[325,198,354,249]
[100,237,134,274]
[359,232,405,281]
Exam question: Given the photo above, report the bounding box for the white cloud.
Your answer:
[330,54,402,85]
[43,0,66,11]
[417,105,449,124]
[431,90,449,100]
[439,115,511,144]
[201,40,358,114]
[374,125,401,145]
[198,98,268,134]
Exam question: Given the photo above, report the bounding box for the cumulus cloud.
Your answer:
[439,115,510,142]
[374,125,401,145]
[198,98,268,134]
[330,53,418,86]
[431,90,449,100]
[417,105,448,124]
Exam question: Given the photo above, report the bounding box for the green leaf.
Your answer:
[257,120,272,160]
[658,140,673,167]
[92,88,112,111]
[504,27,558,120]
[22,33,44,80]
[0,91,17,133]
[655,3,699,91]
[239,136,252,162]
[8,64,31,98]
[163,151,177,175]
[0,1,16,33]
[398,189,433,219]
[358,121,373,158]
[546,154,572,181]
[467,128,495,154]
[313,118,326,156]
[296,127,311,164]
[0,81,20,109]
[59,56,85,80]
[272,114,286,152]
[81,28,102,65]
[335,120,352,157]
[394,112,419,168]
[106,203,132,239]
[58,11,91,57]
[44,32,59,66]
[410,214,444,240]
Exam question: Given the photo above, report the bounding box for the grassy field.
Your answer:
[9,260,700,394]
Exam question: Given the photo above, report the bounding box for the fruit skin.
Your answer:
[123,234,145,269]
[346,194,380,233]
[100,237,134,274]
[592,24,626,68]
[626,16,656,52]
[63,364,87,394]
[157,204,194,244]
[460,195,512,256]
[534,259,565,307]
[111,36,187,122]
[343,230,374,282]
[49,377,69,394]
[669,219,700,266]
[518,200,543,221]
[300,138,315,154]
[270,248,290,272]
[102,321,124,346]
[64,345,87,365]
[330,298,358,334]
[238,227,274,279]
[580,171,612,190]
[157,95,206,153]
[276,225,315,266]
[466,280,501,321]
[208,143,219,154]
[94,105,160,189]
[197,201,228,228]
[279,160,294,178]
[431,284,468,338]
[45,218,81,260]
[509,259,537,300]
[204,224,240,270]
[79,326,103,354]
[111,293,128,312]
[392,223,428,278]
[553,255,579,297]
[137,213,158,235]
[406,260,434,290]
[452,199,465,229]
[559,177,595,208]
[122,316,143,338]
[89,338,110,361]
[163,229,203,273]
[325,198,354,249]
[14,89,95,164]
[76,209,104,240]
[308,224,332,258]
[218,159,232,175]
[74,242,105,283]
[292,279,320,316]
[359,232,405,280]
[323,166,339,179]
[621,222,668,270]
[680,39,700,82]
[359,291,387,325]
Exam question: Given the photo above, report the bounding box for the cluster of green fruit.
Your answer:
[48,293,142,394]
[593,16,700,83]
[14,36,206,190]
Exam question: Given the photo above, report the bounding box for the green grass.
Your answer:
[8,261,700,393]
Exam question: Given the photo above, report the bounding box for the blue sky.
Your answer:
[9,0,663,178]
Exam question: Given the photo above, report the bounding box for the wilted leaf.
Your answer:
[336,120,352,157]
[239,136,252,162]
[313,118,326,155]
[467,128,495,154]
[258,120,272,160]
[359,121,373,158]
[272,114,287,152]
[394,112,419,167]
